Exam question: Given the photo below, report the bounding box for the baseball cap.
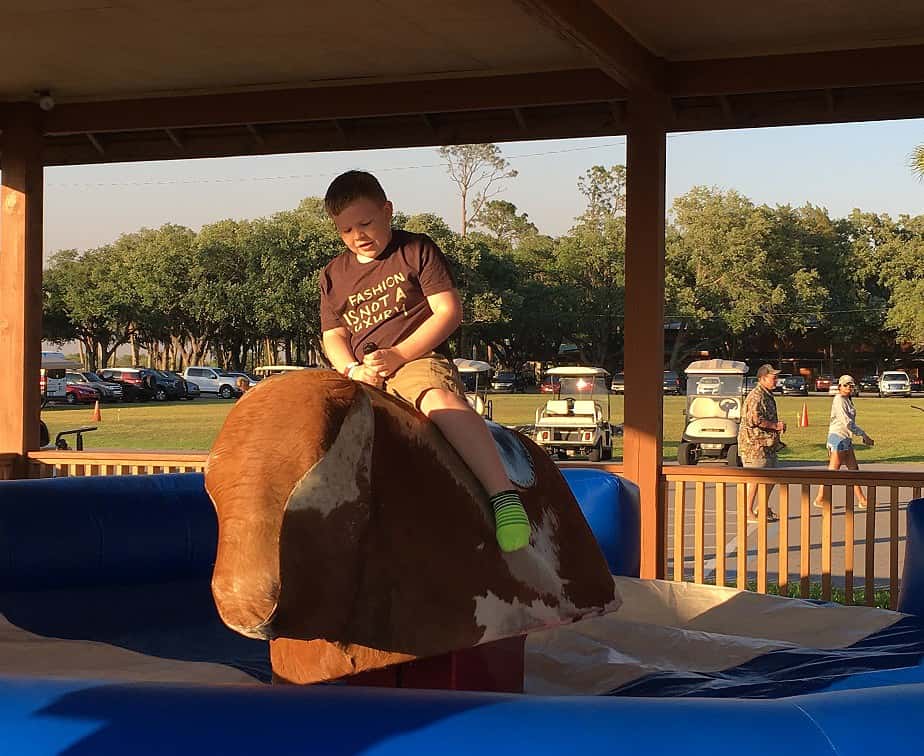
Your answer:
[838,374,856,386]
[756,364,781,378]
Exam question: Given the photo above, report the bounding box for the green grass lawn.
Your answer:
[41,392,924,463]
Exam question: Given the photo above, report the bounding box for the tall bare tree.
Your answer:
[439,144,517,236]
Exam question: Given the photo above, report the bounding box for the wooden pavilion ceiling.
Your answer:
[2,0,924,165]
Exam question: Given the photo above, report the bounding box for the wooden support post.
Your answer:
[624,94,667,579]
[0,104,44,465]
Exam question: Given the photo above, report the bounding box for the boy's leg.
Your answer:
[384,355,531,552]
[419,388,511,494]
[420,389,531,552]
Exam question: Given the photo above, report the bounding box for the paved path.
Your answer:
[665,463,924,592]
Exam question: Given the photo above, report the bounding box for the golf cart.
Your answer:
[534,367,614,461]
[677,359,747,466]
[453,359,493,420]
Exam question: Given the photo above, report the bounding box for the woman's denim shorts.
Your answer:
[827,434,853,453]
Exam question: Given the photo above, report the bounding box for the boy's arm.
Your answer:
[322,327,356,374]
[323,327,383,386]
[364,289,462,377]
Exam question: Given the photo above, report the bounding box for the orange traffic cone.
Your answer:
[799,402,809,428]
[91,400,102,422]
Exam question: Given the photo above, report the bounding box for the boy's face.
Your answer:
[331,197,393,260]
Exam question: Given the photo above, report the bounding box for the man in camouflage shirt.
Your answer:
[738,364,786,522]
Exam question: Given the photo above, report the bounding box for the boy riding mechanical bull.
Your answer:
[319,170,530,553]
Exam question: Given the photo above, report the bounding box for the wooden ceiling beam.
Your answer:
[41,103,623,166]
[672,82,924,131]
[670,44,924,97]
[43,69,624,135]
[516,0,664,92]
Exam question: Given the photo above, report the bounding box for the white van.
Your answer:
[40,351,81,402]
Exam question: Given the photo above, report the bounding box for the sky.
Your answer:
[37,117,924,259]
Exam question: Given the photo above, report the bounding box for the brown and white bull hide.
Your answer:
[206,369,618,684]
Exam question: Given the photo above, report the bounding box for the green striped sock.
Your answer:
[490,490,531,553]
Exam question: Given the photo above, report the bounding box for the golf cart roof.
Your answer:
[453,359,493,373]
[41,351,81,370]
[684,359,748,375]
[253,365,311,376]
[545,366,610,377]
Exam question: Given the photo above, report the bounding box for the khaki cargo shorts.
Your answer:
[742,453,778,469]
[384,353,466,409]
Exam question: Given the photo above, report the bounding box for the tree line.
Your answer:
[43,150,924,372]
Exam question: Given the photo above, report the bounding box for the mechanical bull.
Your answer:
[206,369,618,683]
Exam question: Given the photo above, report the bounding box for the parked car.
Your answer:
[66,370,123,402]
[771,373,792,395]
[97,368,154,402]
[539,375,561,394]
[858,375,879,394]
[781,375,809,396]
[64,381,100,405]
[221,371,260,389]
[879,371,912,398]
[912,375,923,393]
[490,370,526,393]
[157,370,199,400]
[610,373,625,393]
[139,369,186,401]
[663,370,682,396]
[814,375,833,392]
[827,382,855,396]
[694,376,722,395]
[182,366,243,398]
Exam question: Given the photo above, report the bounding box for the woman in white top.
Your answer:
[813,374,875,509]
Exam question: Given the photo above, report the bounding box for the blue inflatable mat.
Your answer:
[898,498,924,615]
[1,676,923,756]
[0,474,270,684]
[560,467,640,577]
[607,614,924,698]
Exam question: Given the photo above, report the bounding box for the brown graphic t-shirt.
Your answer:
[319,230,456,360]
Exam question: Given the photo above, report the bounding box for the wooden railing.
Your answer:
[25,450,208,478]
[665,467,924,609]
[7,453,924,609]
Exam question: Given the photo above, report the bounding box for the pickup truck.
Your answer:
[182,366,242,398]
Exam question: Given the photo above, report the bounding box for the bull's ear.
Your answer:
[273,388,375,639]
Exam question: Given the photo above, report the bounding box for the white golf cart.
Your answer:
[534,366,614,461]
[677,359,747,466]
[453,358,493,420]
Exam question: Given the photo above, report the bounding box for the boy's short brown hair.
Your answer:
[324,170,387,216]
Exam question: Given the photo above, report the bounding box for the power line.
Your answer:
[46,139,628,189]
